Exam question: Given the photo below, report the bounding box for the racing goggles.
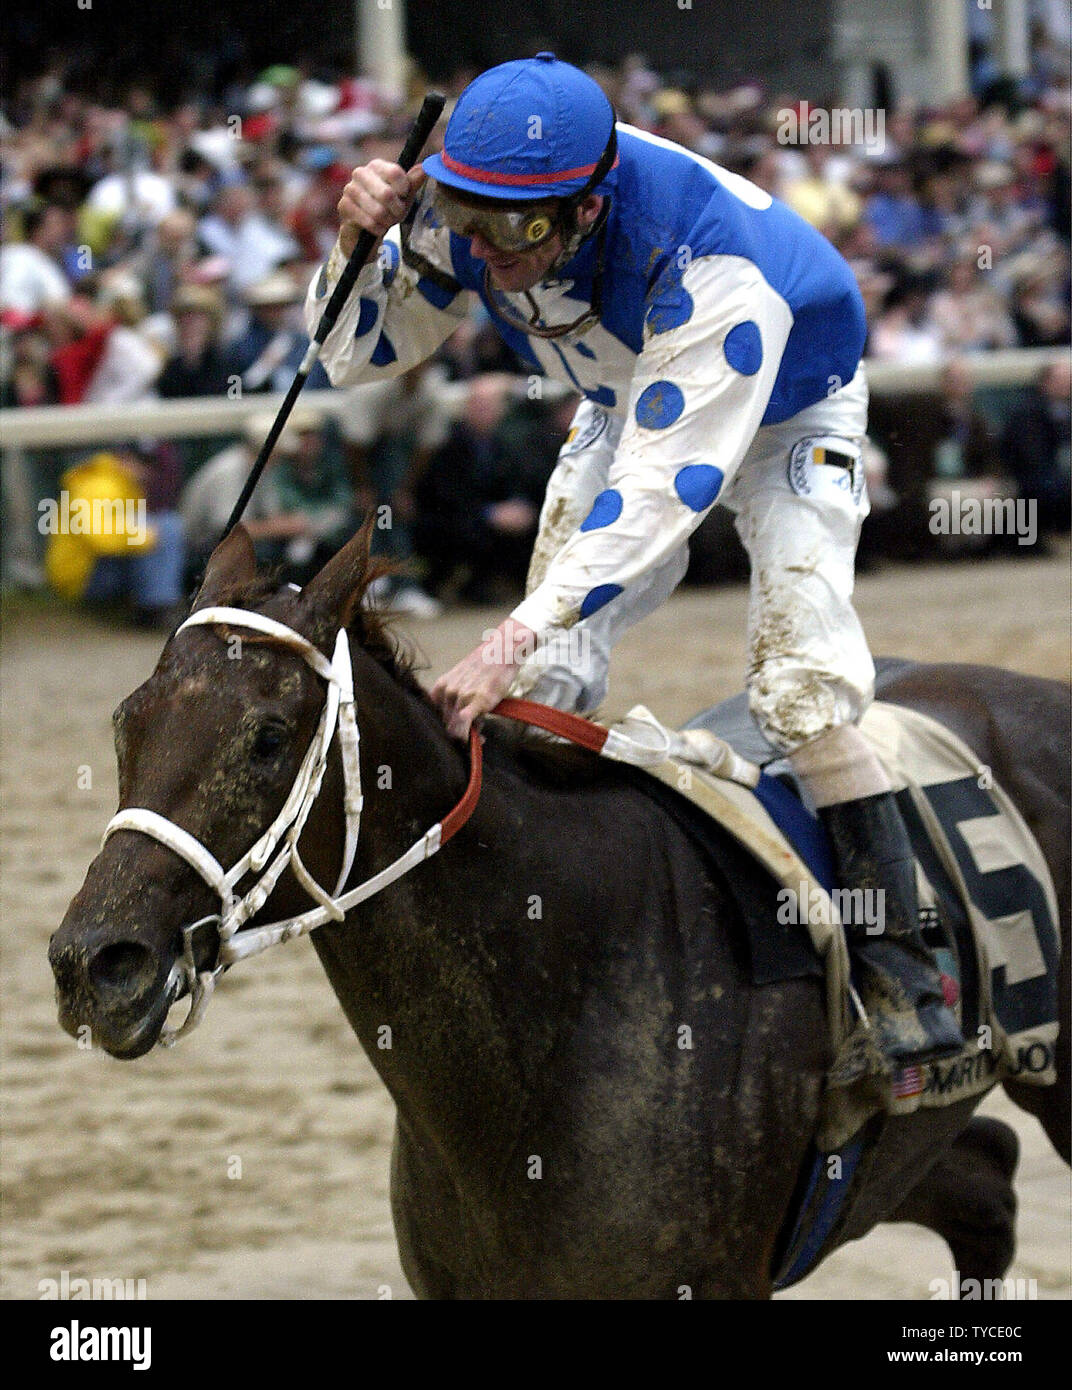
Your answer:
[431,185,562,253]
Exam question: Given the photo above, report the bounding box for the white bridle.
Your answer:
[102,606,472,1046]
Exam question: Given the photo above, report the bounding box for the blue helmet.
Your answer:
[423,52,618,203]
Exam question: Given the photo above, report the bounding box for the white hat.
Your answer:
[244,412,300,454]
[244,271,302,306]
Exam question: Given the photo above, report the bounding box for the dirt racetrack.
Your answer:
[2,547,1069,1300]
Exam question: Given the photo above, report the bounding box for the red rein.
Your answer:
[437,699,608,846]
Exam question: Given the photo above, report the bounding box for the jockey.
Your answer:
[305,53,961,1067]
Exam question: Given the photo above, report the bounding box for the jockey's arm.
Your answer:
[511,255,793,643]
[303,188,473,385]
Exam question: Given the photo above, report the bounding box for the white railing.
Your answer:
[0,389,348,450]
[0,348,1068,449]
[862,347,1068,394]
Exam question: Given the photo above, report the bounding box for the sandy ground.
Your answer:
[2,548,1069,1301]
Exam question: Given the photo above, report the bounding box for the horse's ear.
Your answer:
[190,524,258,611]
[298,518,375,640]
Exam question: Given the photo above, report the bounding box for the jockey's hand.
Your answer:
[431,618,537,740]
[337,160,427,257]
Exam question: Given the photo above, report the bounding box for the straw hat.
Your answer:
[243,271,302,307]
[171,283,224,324]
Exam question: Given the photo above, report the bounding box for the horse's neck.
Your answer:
[302,650,550,1174]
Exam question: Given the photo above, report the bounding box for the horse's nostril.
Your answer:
[88,941,158,998]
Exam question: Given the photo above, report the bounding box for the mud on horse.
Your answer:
[50,526,1070,1298]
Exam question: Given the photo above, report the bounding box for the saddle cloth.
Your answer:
[598,675,1061,1153]
[594,676,1062,1290]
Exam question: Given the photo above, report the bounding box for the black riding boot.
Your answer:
[819,791,963,1066]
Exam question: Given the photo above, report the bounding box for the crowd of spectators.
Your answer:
[2,32,1069,617]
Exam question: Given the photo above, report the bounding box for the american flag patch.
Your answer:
[893,1066,925,1099]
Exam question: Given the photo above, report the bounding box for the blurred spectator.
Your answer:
[2,329,61,589]
[156,284,241,479]
[865,159,943,250]
[198,181,300,294]
[651,89,711,155]
[156,284,236,400]
[82,147,178,249]
[782,145,862,240]
[337,366,450,615]
[229,270,330,393]
[46,292,159,407]
[1000,360,1072,535]
[929,253,1016,352]
[414,375,557,604]
[869,281,944,364]
[0,203,74,321]
[1009,256,1071,347]
[44,442,186,627]
[271,408,357,583]
[75,271,161,404]
[969,161,1040,261]
[3,328,59,407]
[931,359,1003,479]
[133,207,199,314]
[173,146,221,215]
[289,153,351,263]
[180,412,309,570]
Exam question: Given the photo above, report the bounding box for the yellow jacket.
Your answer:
[45,453,157,600]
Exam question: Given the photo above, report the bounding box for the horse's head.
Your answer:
[49,523,386,1058]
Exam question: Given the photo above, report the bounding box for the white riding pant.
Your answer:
[515,368,874,753]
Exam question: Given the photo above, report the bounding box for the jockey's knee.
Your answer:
[748,661,871,755]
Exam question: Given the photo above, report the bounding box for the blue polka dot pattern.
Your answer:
[580,583,624,619]
[635,381,685,429]
[417,276,457,310]
[587,385,617,408]
[580,489,623,531]
[673,464,724,512]
[354,298,379,338]
[574,342,596,359]
[646,285,695,334]
[724,320,763,375]
[370,333,397,367]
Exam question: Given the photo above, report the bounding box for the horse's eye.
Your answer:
[252,722,287,758]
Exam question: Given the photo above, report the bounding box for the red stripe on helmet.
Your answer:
[440,149,618,187]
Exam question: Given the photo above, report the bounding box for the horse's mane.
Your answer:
[190,551,615,790]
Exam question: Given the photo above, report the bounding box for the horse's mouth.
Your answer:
[56,967,184,1060]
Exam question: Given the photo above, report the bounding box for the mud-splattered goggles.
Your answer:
[431,185,562,253]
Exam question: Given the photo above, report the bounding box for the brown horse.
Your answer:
[49,526,1069,1298]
